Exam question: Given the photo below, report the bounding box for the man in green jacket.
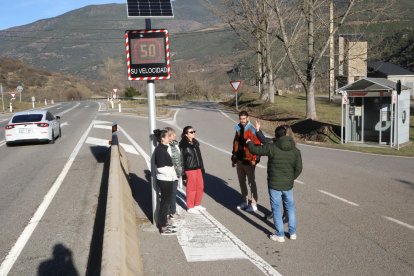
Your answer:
[247,125,302,242]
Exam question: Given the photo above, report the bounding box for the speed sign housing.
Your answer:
[125,29,170,80]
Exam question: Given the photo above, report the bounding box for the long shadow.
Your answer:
[203,173,275,235]
[85,146,110,275]
[38,243,79,276]
[129,170,153,221]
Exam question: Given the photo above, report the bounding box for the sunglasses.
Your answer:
[187,130,196,134]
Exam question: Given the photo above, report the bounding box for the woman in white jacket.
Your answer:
[153,129,178,235]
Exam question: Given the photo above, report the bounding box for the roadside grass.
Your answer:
[224,92,414,157]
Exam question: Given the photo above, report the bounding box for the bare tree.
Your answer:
[267,0,395,120]
[205,0,275,103]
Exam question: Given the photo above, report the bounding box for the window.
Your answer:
[12,114,43,123]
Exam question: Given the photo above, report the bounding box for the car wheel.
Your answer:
[49,130,55,144]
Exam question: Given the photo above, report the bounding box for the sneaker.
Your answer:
[194,205,206,211]
[269,234,285,242]
[187,208,200,214]
[168,213,181,220]
[246,204,258,213]
[160,228,177,235]
[237,202,249,210]
[289,234,297,240]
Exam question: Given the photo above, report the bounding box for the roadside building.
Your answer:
[338,78,410,147]
[368,61,414,99]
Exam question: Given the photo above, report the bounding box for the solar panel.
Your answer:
[126,0,174,18]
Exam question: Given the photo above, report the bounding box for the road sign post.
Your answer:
[1,83,4,112]
[17,85,23,102]
[230,81,242,110]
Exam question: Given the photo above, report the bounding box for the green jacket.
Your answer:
[247,136,302,191]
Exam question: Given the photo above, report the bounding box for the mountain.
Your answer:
[1,0,413,95]
[0,1,239,80]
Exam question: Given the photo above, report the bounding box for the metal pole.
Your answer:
[396,94,399,150]
[1,83,4,112]
[341,95,343,144]
[236,92,238,110]
[145,18,158,226]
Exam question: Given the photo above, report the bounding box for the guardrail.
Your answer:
[101,129,143,275]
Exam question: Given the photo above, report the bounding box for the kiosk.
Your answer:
[338,78,410,148]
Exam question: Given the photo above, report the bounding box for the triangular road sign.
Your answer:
[10,93,16,98]
[230,81,242,92]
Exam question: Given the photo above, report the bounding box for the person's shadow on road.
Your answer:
[203,173,274,235]
[38,243,79,276]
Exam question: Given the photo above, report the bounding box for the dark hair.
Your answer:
[181,126,193,140]
[153,129,168,143]
[238,110,249,117]
[275,125,287,138]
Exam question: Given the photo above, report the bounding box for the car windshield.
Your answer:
[12,114,44,123]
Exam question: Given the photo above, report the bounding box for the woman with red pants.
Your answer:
[179,126,205,214]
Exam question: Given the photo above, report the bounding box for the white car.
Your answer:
[4,110,61,145]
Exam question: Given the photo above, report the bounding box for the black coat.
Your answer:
[179,138,204,172]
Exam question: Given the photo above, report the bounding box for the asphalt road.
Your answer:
[111,101,414,275]
[0,101,109,275]
[0,101,413,275]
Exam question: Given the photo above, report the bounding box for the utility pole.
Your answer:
[1,83,4,112]
[329,0,335,102]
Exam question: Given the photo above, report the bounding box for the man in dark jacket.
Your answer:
[247,126,302,242]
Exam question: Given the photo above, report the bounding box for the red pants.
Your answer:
[185,169,204,208]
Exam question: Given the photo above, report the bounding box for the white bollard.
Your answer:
[44,99,47,106]
[118,102,121,113]
[32,102,35,109]
[9,102,13,113]
[111,100,114,109]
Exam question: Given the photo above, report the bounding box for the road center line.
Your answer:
[0,120,95,275]
[383,216,414,231]
[319,190,359,207]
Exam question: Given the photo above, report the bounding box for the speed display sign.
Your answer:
[125,29,170,80]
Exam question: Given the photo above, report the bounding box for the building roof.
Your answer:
[337,78,409,92]
[367,61,414,76]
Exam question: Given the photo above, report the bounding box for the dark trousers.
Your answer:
[169,180,178,215]
[157,179,174,228]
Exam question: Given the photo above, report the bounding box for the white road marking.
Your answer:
[94,120,112,125]
[98,113,111,115]
[85,137,110,148]
[56,102,80,117]
[84,105,89,108]
[56,107,62,110]
[94,124,112,130]
[319,190,359,207]
[383,216,414,231]
[295,179,305,184]
[219,109,238,124]
[118,126,151,168]
[0,140,6,147]
[0,120,95,275]
[60,122,69,127]
[121,126,282,275]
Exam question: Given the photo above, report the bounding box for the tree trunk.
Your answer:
[266,27,275,103]
[306,0,317,120]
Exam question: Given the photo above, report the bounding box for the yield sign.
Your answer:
[113,88,118,93]
[10,93,16,98]
[230,81,242,92]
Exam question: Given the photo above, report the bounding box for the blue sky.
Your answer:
[0,1,126,30]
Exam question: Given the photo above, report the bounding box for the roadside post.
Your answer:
[396,80,401,150]
[125,0,173,225]
[1,83,5,112]
[32,96,36,109]
[10,93,16,113]
[341,91,347,144]
[16,85,23,102]
[230,80,242,110]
